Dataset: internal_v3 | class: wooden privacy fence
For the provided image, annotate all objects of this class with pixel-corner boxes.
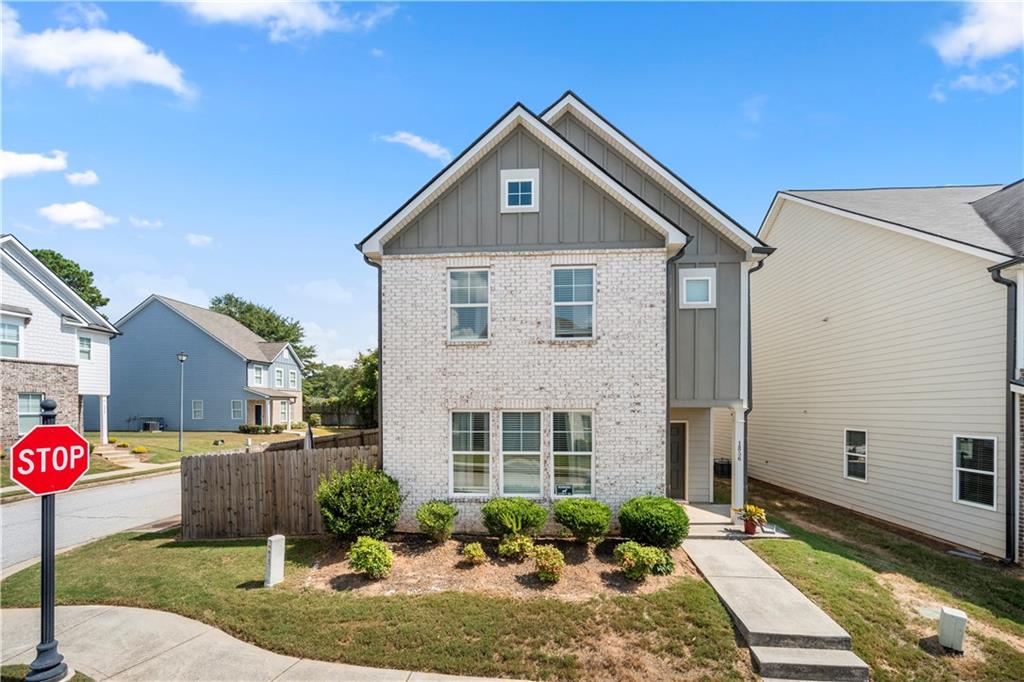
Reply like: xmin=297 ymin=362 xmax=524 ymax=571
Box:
xmin=263 ymin=428 xmax=378 ymax=452
xmin=180 ymin=445 xmax=380 ymax=540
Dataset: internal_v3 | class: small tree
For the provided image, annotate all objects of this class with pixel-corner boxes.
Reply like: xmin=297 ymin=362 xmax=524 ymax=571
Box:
xmin=209 ymin=293 xmax=316 ymax=366
xmin=32 ymin=249 xmax=109 ymax=310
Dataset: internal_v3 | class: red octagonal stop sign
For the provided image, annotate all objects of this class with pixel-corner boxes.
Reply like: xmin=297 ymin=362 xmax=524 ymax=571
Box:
xmin=9 ymin=425 xmax=90 ymax=496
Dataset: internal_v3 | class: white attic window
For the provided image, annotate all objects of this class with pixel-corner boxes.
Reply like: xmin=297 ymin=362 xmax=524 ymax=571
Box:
xmin=500 ymin=168 xmax=540 ymax=213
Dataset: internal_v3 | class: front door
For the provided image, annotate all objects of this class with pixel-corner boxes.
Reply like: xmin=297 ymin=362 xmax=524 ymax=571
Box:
xmin=254 ymin=403 xmax=263 ymax=426
xmin=668 ymin=423 xmax=686 ymax=499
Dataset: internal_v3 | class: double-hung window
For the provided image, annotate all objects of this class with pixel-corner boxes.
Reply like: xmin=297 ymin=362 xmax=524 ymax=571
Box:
xmin=279 ymin=401 xmax=289 ymax=422
xmin=553 ymin=267 xmax=594 ymax=339
xmin=1 ymin=321 xmax=20 ymax=358
xmin=289 ymin=370 xmax=298 ymax=389
xmin=253 ymin=366 xmax=264 ymax=386
xmin=17 ymin=393 xmax=43 ymax=434
xmin=275 ymin=368 xmax=284 ymax=387
xmin=954 ymin=436 xmax=996 ymax=509
xmin=192 ymin=400 xmax=204 ymax=420
xmin=552 ymin=411 xmax=593 ymax=496
xmin=679 ymin=268 xmax=717 ymax=309
xmin=844 ymin=429 xmax=867 ymax=481
xmin=78 ymin=336 xmax=92 ymax=361
xmin=502 ymin=412 xmax=541 ymax=496
xmin=449 ymin=270 xmax=489 ymax=341
xmin=231 ymin=400 xmax=243 ymax=420
xmin=452 ymin=412 xmax=490 ymax=495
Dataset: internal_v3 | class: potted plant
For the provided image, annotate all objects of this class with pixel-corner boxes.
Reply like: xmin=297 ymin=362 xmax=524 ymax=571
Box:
xmin=733 ymin=504 xmax=767 ymax=535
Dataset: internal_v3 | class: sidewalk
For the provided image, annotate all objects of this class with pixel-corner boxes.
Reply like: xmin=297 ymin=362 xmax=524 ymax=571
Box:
xmin=1 ymin=606 xmax=519 ymax=681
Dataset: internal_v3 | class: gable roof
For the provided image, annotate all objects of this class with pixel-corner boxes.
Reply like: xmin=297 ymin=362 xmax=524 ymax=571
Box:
xmin=540 ymin=91 xmax=769 ymax=254
xmin=117 ymin=295 xmax=303 ymax=367
xmin=357 ymin=102 xmax=689 ymax=261
xmin=0 ymin=234 xmax=119 ymax=335
xmin=761 ymin=183 xmax=1022 ymax=262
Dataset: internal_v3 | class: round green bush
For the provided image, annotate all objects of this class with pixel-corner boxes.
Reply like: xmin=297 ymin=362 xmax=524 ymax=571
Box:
xmin=462 ymin=542 xmax=486 ymax=565
xmin=348 ymin=536 xmax=393 ymax=579
xmin=480 ymin=497 xmax=548 ymax=538
xmin=553 ymin=498 xmax=611 ymax=545
xmin=130 ymin=446 xmax=148 ymax=455
xmin=533 ymin=544 xmax=565 ymax=583
xmin=315 ymin=463 xmax=403 ymax=540
xmin=497 ymin=534 xmax=534 ymax=561
xmin=416 ymin=500 xmax=458 ymax=542
xmin=613 ymin=541 xmax=665 ymax=581
xmin=307 ymin=413 xmax=322 ymax=427
xmin=618 ymin=496 xmax=690 ymax=548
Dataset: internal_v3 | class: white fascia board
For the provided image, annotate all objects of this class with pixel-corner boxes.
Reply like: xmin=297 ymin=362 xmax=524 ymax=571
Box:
xmin=763 ymin=193 xmax=1008 ymax=263
xmin=1 ymin=249 xmax=85 ymax=323
xmin=541 ymin=94 xmax=761 ymax=254
xmin=360 ymin=106 xmax=686 ymax=261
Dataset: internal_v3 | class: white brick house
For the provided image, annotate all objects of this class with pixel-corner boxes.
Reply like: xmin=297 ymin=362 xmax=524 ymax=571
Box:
xmin=358 ymin=93 xmax=773 ymax=530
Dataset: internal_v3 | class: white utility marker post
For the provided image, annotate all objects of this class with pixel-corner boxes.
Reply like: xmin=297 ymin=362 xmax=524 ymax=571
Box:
xmin=264 ymin=535 xmax=285 ymax=587
xmin=938 ymin=606 xmax=968 ymax=653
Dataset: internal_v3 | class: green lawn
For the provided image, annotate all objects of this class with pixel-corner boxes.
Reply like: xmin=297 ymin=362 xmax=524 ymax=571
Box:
xmin=0 ymin=532 xmax=751 ymax=681
xmin=747 ymin=481 xmax=1024 ymax=682
xmin=1 ymin=664 xmax=92 ymax=682
xmin=84 ymin=430 xmax=321 ymax=464
xmin=1 ymin=455 xmax=124 ymax=489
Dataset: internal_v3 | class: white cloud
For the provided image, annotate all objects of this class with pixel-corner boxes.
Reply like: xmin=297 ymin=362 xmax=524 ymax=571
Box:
xmin=56 ymin=2 xmax=107 ymax=28
xmin=99 ymin=271 xmax=209 ymax=318
xmin=129 ymin=216 xmax=163 ymax=229
xmin=949 ymin=65 xmax=1019 ymax=94
xmin=38 ymin=200 xmax=116 ymax=229
xmin=370 ymin=47 xmax=385 ymax=58
xmin=741 ymin=94 xmax=768 ymax=123
xmin=0 ymin=149 xmax=68 ymax=179
xmin=303 ymin=321 xmax=357 ymax=365
xmin=2 ymin=3 xmax=194 ymax=97
xmin=929 ymin=83 xmax=948 ymax=103
xmin=185 ymin=232 xmax=212 ymax=247
xmin=183 ymin=2 xmax=397 ymax=43
xmin=931 ymin=2 xmax=1023 ymax=64
xmin=65 ymin=169 xmax=98 ymax=185
xmin=286 ymin=278 xmax=353 ymax=304
xmin=379 ymin=131 xmax=452 ymax=162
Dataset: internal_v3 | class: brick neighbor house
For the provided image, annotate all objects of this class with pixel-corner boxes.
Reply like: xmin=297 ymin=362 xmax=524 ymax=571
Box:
xmin=357 ymin=92 xmax=774 ymax=531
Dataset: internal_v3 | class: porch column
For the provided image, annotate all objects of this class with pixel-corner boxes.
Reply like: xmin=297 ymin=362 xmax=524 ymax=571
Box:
xmin=265 ymin=399 xmax=271 ymax=426
xmin=99 ymin=396 xmax=109 ymax=445
xmin=731 ymin=410 xmax=746 ymax=520
xmin=286 ymin=402 xmax=292 ymax=430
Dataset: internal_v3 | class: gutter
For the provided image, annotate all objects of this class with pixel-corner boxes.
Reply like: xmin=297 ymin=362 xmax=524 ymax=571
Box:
xmin=989 ymin=257 xmax=1020 ymax=564
xmin=362 ymin=254 xmax=384 ymax=449
xmin=743 ymin=246 xmax=776 ymax=502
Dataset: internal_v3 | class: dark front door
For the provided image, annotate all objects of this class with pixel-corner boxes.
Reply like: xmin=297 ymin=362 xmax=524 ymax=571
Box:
xmin=669 ymin=423 xmax=686 ymax=499
xmin=254 ymin=403 xmax=263 ymax=426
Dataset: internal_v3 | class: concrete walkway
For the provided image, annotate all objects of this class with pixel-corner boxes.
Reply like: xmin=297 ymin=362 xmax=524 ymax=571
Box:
xmin=1 ymin=606 xmax=515 ymax=681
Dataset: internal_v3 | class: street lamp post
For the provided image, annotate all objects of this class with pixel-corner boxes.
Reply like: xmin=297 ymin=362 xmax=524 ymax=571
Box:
xmin=177 ymin=351 xmax=188 ymax=452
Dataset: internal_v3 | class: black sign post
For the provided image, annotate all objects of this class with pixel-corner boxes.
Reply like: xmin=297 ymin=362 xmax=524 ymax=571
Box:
xmin=26 ymin=398 xmax=68 ymax=682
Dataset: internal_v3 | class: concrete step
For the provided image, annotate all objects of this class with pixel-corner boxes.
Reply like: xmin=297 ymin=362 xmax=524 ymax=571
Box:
xmin=751 ymin=646 xmax=869 ymax=681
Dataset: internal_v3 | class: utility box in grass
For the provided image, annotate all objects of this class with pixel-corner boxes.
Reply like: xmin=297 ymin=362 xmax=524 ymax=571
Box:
xmin=938 ymin=606 xmax=967 ymax=653
xmin=264 ymin=534 xmax=285 ymax=587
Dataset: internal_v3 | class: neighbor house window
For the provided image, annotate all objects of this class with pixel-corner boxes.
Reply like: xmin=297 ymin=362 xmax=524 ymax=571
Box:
xmin=449 ymin=270 xmax=489 ymax=341
xmin=553 ymin=267 xmax=594 ymax=339
xmin=502 ymin=412 xmax=541 ymax=496
xmin=452 ymin=412 xmax=490 ymax=495
xmin=552 ymin=411 xmax=593 ymax=496
xmin=279 ymin=401 xmax=288 ymax=422
xmin=1 ymin=321 xmax=20 ymax=358
xmin=679 ymin=268 xmax=717 ymax=309
xmin=17 ymin=393 xmax=43 ymax=434
xmin=500 ymin=168 xmax=540 ymax=213
xmin=78 ymin=336 xmax=92 ymax=361
xmin=231 ymin=400 xmax=243 ymax=420
xmin=275 ymin=368 xmax=284 ymax=387
xmin=955 ymin=436 xmax=996 ymax=508
xmin=844 ymin=429 xmax=867 ymax=481
xmin=253 ymin=366 xmax=264 ymax=385
xmin=192 ymin=400 xmax=204 ymax=420
xmin=289 ymin=370 xmax=297 ymax=389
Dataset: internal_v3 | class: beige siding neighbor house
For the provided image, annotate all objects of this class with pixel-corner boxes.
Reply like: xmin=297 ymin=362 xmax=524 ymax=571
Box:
xmin=751 ymin=182 xmax=1023 ymax=562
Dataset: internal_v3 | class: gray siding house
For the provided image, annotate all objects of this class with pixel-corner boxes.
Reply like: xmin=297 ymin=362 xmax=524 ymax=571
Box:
xmin=357 ymin=92 xmax=773 ymax=530
xmin=88 ymin=295 xmax=303 ymax=433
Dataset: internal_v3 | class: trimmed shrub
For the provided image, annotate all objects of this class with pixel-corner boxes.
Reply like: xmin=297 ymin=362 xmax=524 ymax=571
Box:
xmin=315 ymin=464 xmax=402 ymax=540
xmin=480 ymin=497 xmax=548 ymax=538
xmin=613 ymin=541 xmax=665 ymax=581
xmin=130 ymin=446 xmax=148 ymax=455
xmin=533 ymin=544 xmax=565 ymax=583
xmin=651 ymin=549 xmax=675 ymax=576
xmin=415 ymin=500 xmax=458 ymax=543
xmin=108 ymin=437 xmax=118 ymax=444
xmin=554 ymin=498 xmax=611 ymax=545
xmin=308 ymin=413 xmax=322 ymax=427
xmin=462 ymin=542 xmax=486 ymax=565
xmin=116 ymin=442 xmax=130 ymax=449
xmin=497 ymin=534 xmax=534 ymax=562
xmin=348 ymin=536 xmax=393 ymax=579
xmin=260 ymin=425 xmax=272 ymax=434
xmin=618 ymin=496 xmax=690 ymax=548
xmin=272 ymin=423 xmax=286 ymax=434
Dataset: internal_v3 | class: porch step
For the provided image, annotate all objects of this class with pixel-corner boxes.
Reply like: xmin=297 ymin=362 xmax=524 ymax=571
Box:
xmin=751 ymin=646 xmax=869 ymax=681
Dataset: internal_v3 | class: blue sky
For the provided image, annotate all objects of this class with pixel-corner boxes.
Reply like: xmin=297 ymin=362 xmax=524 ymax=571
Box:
xmin=3 ymin=1 xmax=1022 ymax=365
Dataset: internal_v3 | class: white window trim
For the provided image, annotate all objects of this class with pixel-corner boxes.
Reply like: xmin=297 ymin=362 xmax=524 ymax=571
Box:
xmin=17 ymin=392 xmax=44 ymax=435
xmin=253 ymin=366 xmax=264 ymax=386
xmin=191 ymin=399 xmax=204 ymax=420
xmin=952 ymin=434 xmax=997 ymax=511
xmin=448 ymin=268 xmax=491 ymax=343
xmin=78 ymin=334 xmax=92 ymax=361
xmin=500 ymin=168 xmax=540 ymax=213
xmin=231 ymin=399 xmax=243 ymax=420
xmin=550 ymin=410 xmax=595 ymax=498
xmin=288 ymin=369 xmax=298 ymax=389
xmin=843 ymin=428 xmax=868 ymax=482
xmin=279 ymin=401 xmax=289 ymax=422
xmin=499 ymin=410 xmax=543 ymax=498
xmin=449 ymin=410 xmax=492 ymax=497
xmin=551 ymin=266 xmax=596 ymax=341
xmin=679 ymin=267 xmax=717 ymax=309
xmin=1 ymin=319 xmax=22 ymax=359
xmin=274 ymin=368 xmax=284 ymax=388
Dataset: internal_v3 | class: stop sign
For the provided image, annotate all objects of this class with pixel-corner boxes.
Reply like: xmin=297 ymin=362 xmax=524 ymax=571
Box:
xmin=9 ymin=425 xmax=90 ymax=496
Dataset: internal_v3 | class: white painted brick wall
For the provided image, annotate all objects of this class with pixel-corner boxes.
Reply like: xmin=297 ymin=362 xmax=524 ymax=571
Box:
xmin=381 ymin=248 xmax=667 ymax=532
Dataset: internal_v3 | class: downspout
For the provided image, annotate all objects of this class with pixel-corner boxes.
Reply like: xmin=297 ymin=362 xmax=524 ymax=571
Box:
xmin=990 ymin=257 xmax=1020 ymax=564
xmin=363 ymin=254 xmax=383 ymax=451
xmin=744 ymin=246 xmax=775 ymax=502
xmin=666 ymin=236 xmax=692 ymax=493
